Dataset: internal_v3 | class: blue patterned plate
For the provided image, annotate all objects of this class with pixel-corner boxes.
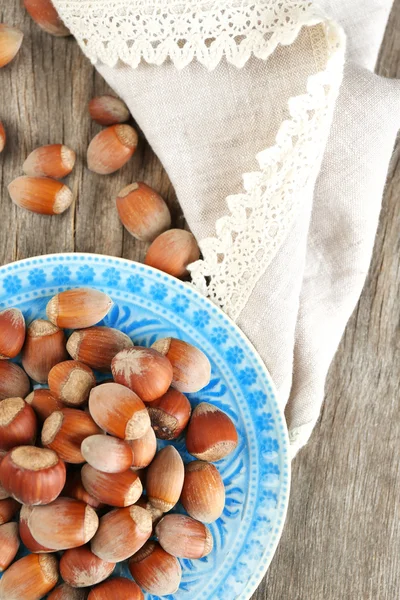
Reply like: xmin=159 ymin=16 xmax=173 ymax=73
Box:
xmin=0 ymin=253 xmax=290 ymax=600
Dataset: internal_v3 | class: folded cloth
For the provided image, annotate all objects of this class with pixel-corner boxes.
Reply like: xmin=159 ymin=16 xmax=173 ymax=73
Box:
xmin=286 ymin=0 xmax=400 ymax=450
xmin=53 ymin=0 xmax=400 ymax=455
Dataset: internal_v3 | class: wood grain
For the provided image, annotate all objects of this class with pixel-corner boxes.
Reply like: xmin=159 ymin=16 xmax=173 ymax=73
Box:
xmin=0 ymin=2 xmax=179 ymax=267
xmin=0 ymin=1 xmax=399 ymax=599
xmin=254 ymin=3 xmax=400 ymax=599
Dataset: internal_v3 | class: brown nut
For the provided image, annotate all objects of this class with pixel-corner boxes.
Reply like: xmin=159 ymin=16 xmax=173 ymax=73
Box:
xmin=111 ymin=347 xmax=173 ymax=402
xmin=0 ymin=498 xmax=19 ymax=525
xmin=186 ymin=402 xmax=238 ymax=462
xmin=146 ymin=446 xmax=184 ymax=512
xmin=144 ymin=229 xmax=200 ymax=278
xmin=22 ymin=319 xmax=68 ymax=383
xmin=89 ymin=382 xmax=150 ymax=440
xmin=42 ymin=408 xmax=101 ymax=464
xmin=152 ymin=337 xmax=211 ymax=393
xmin=87 ymin=125 xmax=138 ymax=175
xmin=0 ymin=522 xmax=20 ymax=572
xmin=88 ymin=577 xmax=144 ymax=600
xmin=0 ymin=451 xmax=9 ymax=500
xmin=67 ymin=326 xmax=133 ymax=371
xmin=156 ymin=514 xmax=213 ymax=559
xmin=181 ymin=460 xmax=225 ymax=523
xmin=116 ymin=182 xmax=171 ymax=243
xmin=0 ymin=122 xmax=5 ymax=153
xmin=46 ymin=288 xmax=113 ymax=329
xmin=60 ymin=544 xmax=115 ymax=588
xmin=0 ymin=554 xmax=58 ymax=600
xmin=8 ymin=176 xmax=73 ymax=215
xmin=81 ymin=464 xmax=142 ymax=507
xmin=23 ymin=144 xmax=76 ymax=179
xmin=0 ymin=308 xmax=25 ymax=359
xmin=135 ymin=495 xmax=163 ymax=527
xmin=128 ymin=541 xmax=182 ymax=596
xmin=28 ymin=497 xmax=99 ymax=551
xmin=89 ymin=95 xmax=130 ymax=126
xmin=62 ymin=471 xmax=104 ymax=510
xmin=129 ymin=426 xmax=157 ymax=470
xmin=24 ymin=0 xmax=70 ymax=36
xmin=0 ymin=397 xmax=37 ymax=450
xmin=134 ymin=468 xmax=147 ymax=488
xmin=48 ymin=584 xmax=88 ymax=600
xmin=25 ymin=389 xmax=64 ymax=422
xmin=91 ymin=505 xmax=152 ymax=562
xmin=0 ymin=361 xmax=30 ymax=400
xmin=147 ymin=388 xmax=191 ymax=440
xmin=0 ymin=446 xmax=66 ymax=505
xmin=0 ymin=24 xmax=23 ymax=68
xmin=19 ymin=505 xmax=55 ymax=553
xmin=48 ymin=360 xmax=96 ymax=407
xmin=81 ymin=434 xmax=133 ymax=473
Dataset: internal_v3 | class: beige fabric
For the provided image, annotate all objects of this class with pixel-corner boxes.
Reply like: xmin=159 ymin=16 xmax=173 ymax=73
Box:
xmin=54 ymin=0 xmax=400 ymax=455
xmin=288 ymin=65 xmax=400 ymax=446
xmin=98 ymin=55 xmax=314 ymax=403
xmin=321 ymin=0 xmax=393 ymax=69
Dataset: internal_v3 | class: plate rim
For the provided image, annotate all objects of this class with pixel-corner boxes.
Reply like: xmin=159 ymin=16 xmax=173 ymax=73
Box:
xmin=0 ymin=252 xmax=291 ymax=599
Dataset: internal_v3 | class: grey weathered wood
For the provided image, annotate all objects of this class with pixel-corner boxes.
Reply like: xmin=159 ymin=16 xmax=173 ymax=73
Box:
xmin=253 ymin=3 xmax=400 ymax=600
xmin=0 ymin=1 xmax=399 ymax=599
xmin=0 ymin=2 xmax=178 ymax=266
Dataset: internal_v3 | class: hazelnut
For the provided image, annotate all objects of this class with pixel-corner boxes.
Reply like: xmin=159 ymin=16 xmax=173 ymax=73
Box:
xmin=186 ymin=402 xmax=238 ymax=462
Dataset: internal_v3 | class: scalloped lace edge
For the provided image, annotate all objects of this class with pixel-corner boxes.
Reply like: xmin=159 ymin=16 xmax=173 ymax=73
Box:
xmin=53 ymin=0 xmax=346 ymax=322
xmin=188 ymin=19 xmax=346 ymax=319
xmin=54 ymin=0 xmax=325 ymax=71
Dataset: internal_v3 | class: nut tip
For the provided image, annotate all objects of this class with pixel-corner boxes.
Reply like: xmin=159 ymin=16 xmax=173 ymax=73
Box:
xmin=193 ymin=402 xmax=219 ymax=416
xmin=28 ymin=318 xmax=60 ymax=337
xmin=148 ymin=496 xmax=174 ymax=512
xmin=0 ymin=397 xmax=25 ymax=426
xmin=128 ymin=505 xmax=152 ymax=533
xmin=203 ymin=527 xmax=214 ymax=556
xmin=118 ymin=182 xmax=140 ymax=197
xmin=53 ymin=185 xmax=73 ymax=214
xmin=65 ymin=331 xmax=81 ymax=359
xmin=115 ymin=124 xmax=138 ymax=149
xmin=83 ymin=505 xmax=99 ymax=543
xmin=60 ymin=146 xmax=76 ymax=171
xmin=46 ymin=297 xmax=59 ymax=325
xmin=125 ymin=478 xmax=143 ymax=506
xmin=151 ymin=338 xmax=171 ymax=355
xmin=24 ymin=391 xmax=34 ymax=405
xmin=125 ymin=410 xmax=151 ymax=440
xmin=41 ymin=410 xmax=64 ymax=445
xmin=11 ymin=445 xmax=59 ymax=470
xmin=38 ymin=553 xmax=59 ymax=585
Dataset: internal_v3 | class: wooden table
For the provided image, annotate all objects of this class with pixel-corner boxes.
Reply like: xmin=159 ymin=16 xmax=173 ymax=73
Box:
xmin=1 ymin=3 xmax=399 ymax=599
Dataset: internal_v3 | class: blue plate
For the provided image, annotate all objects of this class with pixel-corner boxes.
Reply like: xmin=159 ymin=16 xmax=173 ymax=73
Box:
xmin=0 ymin=253 xmax=290 ymax=600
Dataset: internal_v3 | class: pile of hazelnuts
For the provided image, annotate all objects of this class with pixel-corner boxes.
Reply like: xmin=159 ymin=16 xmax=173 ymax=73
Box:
xmin=2 ymin=14 xmax=201 ymax=284
xmin=0 ymin=287 xmax=239 ymax=600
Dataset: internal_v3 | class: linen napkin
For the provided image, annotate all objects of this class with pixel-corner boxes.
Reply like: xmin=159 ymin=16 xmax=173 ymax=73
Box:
xmin=52 ymin=0 xmax=400 ymax=455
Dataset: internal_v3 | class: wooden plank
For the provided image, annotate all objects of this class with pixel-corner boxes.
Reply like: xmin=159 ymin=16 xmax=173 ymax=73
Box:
xmin=0 ymin=2 xmax=178 ymax=265
xmin=253 ymin=2 xmax=400 ymax=599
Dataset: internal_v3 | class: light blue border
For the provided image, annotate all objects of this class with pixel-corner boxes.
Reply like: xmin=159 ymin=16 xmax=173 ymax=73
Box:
xmin=0 ymin=253 xmax=290 ymax=600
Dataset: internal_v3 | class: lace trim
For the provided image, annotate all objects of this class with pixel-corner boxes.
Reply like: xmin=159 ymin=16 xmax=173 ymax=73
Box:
xmin=53 ymin=0 xmax=324 ymax=71
xmin=189 ymin=20 xmax=345 ymax=319
xmin=54 ymin=0 xmax=346 ymax=321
